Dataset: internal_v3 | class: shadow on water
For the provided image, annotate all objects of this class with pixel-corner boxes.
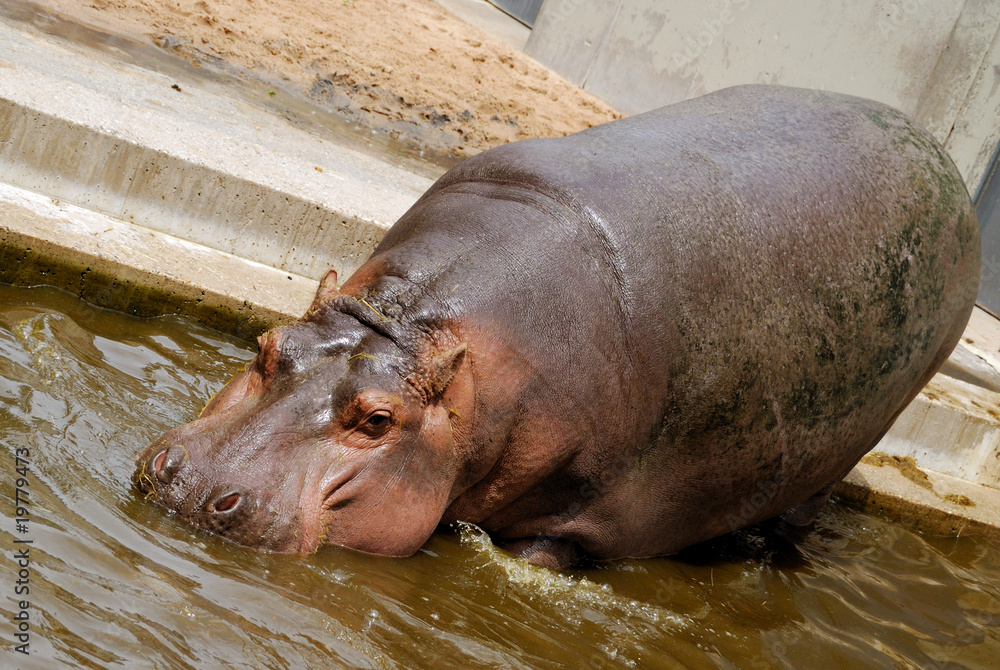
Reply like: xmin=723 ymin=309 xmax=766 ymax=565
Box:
xmin=0 ymin=0 xmax=461 ymax=180
xmin=1 ymin=283 xmax=999 ymax=669
xmin=672 ymin=519 xmax=812 ymax=571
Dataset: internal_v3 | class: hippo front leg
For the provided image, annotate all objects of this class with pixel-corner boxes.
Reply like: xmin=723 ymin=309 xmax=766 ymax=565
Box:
xmin=778 ymin=479 xmax=840 ymax=526
xmin=779 ymin=456 xmax=864 ymax=526
xmin=499 ymin=537 xmax=582 ymax=569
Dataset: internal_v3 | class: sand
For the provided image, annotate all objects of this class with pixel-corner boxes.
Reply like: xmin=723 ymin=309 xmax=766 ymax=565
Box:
xmin=36 ymin=0 xmax=621 ymax=157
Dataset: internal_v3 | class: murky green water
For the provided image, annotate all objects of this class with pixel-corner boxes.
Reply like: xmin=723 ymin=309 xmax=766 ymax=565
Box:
xmin=1 ymin=284 xmax=999 ymax=669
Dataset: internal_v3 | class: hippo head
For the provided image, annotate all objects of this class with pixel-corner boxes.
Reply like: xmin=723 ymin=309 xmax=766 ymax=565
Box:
xmin=133 ymin=270 xmax=469 ymax=555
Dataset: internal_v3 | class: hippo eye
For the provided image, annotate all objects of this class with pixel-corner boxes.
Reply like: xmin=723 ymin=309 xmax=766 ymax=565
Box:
xmin=360 ymin=410 xmax=392 ymax=437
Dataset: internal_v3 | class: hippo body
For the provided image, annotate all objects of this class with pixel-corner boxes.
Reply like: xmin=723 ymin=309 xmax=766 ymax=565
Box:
xmin=135 ymin=85 xmax=980 ymax=567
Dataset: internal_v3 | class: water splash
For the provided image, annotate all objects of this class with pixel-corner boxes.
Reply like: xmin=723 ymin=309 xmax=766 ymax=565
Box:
xmin=456 ymin=522 xmax=689 ymax=629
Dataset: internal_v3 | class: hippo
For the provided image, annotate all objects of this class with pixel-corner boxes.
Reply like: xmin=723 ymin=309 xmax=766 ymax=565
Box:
xmin=134 ymin=85 xmax=979 ymax=568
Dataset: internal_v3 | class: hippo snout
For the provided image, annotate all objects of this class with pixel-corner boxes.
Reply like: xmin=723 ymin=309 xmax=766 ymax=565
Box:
xmin=133 ymin=443 xmax=256 ymax=536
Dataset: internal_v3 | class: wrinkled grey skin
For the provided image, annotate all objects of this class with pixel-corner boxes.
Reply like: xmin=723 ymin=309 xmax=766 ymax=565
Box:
xmin=135 ymin=85 xmax=980 ymax=567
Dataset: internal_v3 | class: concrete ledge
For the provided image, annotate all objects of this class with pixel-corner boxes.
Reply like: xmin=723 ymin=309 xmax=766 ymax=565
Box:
xmin=0 ymin=17 xmax=434 ymax=282
xmin=960 ymin=307 xmax=1000 ymax=379
xmin=836 ymin=457 xmax=1000 ymax=544
xmin=877 ymin=373 xmax=1000 ymax=488
xmin=0 ymin=182 xmax=316 ymax=339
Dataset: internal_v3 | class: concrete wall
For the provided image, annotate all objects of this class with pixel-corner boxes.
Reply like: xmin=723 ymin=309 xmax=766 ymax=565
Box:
xmin=526 ymin=0 xmax=1000 ymax=192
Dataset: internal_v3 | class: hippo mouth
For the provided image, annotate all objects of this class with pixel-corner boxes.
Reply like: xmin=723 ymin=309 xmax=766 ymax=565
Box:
xmin=133 ymin=445 xmax=266 ymax=547
xmin=133 ymin=443 xmax=331 ymax=554
xmin=134 ymin=454 xmax=257 ymax=536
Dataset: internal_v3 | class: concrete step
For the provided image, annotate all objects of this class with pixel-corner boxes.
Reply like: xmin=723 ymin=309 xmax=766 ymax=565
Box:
xmin=837 ymin=458 xmax=1000 ymax=544
xmin=878 ymin=370 xmax=1000 ymax=489
xmin=0 ymin=14 xmax=435 ymax=283
xmin=0 ymin=181 xmax=316 ymax=339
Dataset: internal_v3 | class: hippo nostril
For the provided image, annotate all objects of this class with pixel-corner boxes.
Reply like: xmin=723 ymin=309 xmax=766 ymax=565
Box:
xmin=152 ymin=450 xmax=168 ymax=480
xmin=208 ymin=491 xmax=242 ymax=515
xmin=150 ymin=445 xmax=187 ymax=485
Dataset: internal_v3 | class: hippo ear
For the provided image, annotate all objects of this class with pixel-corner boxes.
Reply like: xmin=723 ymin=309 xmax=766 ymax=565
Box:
xmin=308 ymin=268 xmax=341 ymax=313
xmin=420 ymin=343 xmax=467 ymax=399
